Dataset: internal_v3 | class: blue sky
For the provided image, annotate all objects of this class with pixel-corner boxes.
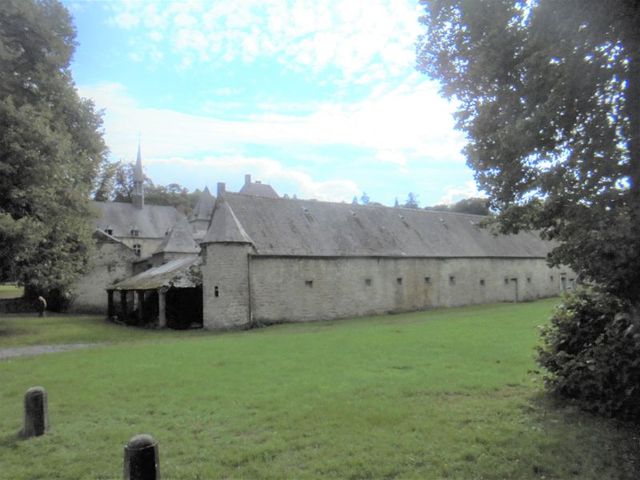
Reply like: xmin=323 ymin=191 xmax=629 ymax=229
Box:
xmin=64 ymin=0 xmax=481 ymax=207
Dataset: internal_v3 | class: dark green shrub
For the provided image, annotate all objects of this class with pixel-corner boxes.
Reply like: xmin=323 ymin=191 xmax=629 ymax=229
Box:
xmin=538 ymin=288 xmax=640 ymax=422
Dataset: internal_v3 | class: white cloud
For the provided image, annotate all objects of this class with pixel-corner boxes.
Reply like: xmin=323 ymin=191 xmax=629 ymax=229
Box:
xmin=437 ymin=181 xmax=485 ymax=205
xmin=105 ymin=0 xmax=423 ymax=82
xmin=79 ymin=79 xmax=464 ymax=164
xmin=147 ymin=155 xmax=359 ymax=201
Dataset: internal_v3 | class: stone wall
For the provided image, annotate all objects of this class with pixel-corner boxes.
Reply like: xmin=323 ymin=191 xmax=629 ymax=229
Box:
xmin=248 ymin=256 xmax=571 ymax=324
xmin=202 ymin=243 xmax=252 ymax=329
xmin=69 ymin=241 xmax=137 ymax=313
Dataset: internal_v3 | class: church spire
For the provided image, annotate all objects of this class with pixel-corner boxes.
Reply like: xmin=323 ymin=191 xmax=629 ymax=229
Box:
xmin=132 ymin=139 xmax=144 ymax=209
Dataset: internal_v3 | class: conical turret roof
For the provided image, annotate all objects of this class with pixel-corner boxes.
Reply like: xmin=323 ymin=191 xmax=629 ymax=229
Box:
xmin=155 ymin=217 xmax=200 ymax=254
xmin=190 ymin=186 xmax=215 ymax=221
xmin=202 ymin=197 xmax=254 ymax=244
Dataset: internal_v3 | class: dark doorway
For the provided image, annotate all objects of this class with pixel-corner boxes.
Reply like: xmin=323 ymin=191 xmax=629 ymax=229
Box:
xmin=166 ymin=286 xmax=203 ymax=329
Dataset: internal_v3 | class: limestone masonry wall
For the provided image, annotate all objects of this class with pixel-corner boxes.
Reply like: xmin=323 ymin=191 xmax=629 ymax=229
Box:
xmin=202 ymin=243 xmax=252 ymax=329
xmin=70 ymin=242 xmax=136 ymax=313
xmin=248 ymin=256 xmax=571 ymax=324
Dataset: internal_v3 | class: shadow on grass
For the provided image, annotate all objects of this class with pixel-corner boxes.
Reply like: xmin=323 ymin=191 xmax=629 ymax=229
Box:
xmin=525 ymin=392 xmax=640 ymax=479
xmin=0 ymin=432 xmax=22 ymax=448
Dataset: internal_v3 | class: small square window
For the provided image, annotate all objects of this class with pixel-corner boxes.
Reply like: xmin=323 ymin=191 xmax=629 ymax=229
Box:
xmin=105 ymin=228 xmax=113 ymax=235
xmin=396 ymin=277 xmax=403 ymax=285
xmin=480 ymin=279 xmax=485 ymax=286
xmin=527 ymin=277 xmax=531 ymax=283
xmin=449 ymin=275 xmax=456 ymax=285
xmin=504 ymin=278 xmax=509 ymax=285
xmin=424 ymin=276 xmax=431 ymax=284
xmin=305 ymin=280 xmax=313 ymax=287
xmin=550 ymin=275 xmax=554 ymax=282
xmin=214 ymin=286 xmax=219 ymax=297
xmin=365 ymin=278 xmax=372 ymax=286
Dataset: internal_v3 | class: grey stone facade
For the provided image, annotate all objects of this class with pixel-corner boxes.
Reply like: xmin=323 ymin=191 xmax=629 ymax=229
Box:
xmin=200 ymin=188 xmax=573 ymax=329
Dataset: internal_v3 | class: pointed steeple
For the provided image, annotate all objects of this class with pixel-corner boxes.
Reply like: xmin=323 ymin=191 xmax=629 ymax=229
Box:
xmin=132 ymin=139 xmax=144 ymax=209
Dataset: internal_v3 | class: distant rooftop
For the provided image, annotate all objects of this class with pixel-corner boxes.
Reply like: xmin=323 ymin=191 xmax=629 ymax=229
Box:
xmin=238 ymin=174 xmax=279 ymax=198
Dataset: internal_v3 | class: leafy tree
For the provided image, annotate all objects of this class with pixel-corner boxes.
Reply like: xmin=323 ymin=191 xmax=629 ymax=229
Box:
xmin=95 ymin=160 xmax=198 ymax=215
xmin=417 ymin=0 xmax=640 ymax=307
xmin=417 ymin=0 xmax=640 ymax=420
xmin=403 ymin=192 xmax=420 ymax=209
xmin=428 ymin=197 xmax=490 ymax=216
xmin=0 ymin=0 xmax=107 ymax=302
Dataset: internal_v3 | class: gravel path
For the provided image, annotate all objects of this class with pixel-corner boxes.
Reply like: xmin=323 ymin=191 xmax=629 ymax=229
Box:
xmin=0 ymin=343 xmax=102 ymax=360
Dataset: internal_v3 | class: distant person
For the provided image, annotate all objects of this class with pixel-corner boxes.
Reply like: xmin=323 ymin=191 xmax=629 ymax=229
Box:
xmin=37 ymin=296 xmax=47 ymax=317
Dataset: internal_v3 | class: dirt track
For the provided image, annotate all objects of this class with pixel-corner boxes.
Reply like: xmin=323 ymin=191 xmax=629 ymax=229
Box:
xmin=0 ymin=343 xmax=101 ymax=360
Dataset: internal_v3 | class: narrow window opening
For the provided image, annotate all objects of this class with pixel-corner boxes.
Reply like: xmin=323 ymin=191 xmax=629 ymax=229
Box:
xmin=424 ymin=276 xmax=431 ymax=284
xmin=396 ymin=277 xmax=403 ymax=285
xmin=365 ymin=278 xmax=372 ymax=286
xmin=133 ymin=244 xmax=141 ymax=256
xmin=480 ymin=279 xmax=485 ymax=286
xmin=550 ymin=275 xmax=554 ymax=282
xmin=305 ymin=280 xmax=313 ymax=287
xmin=527 ymin=277 xmax=532 ymax=283
xmin=449 ymin=275 xmax=456 ymax=285
xmin=214 ymin=286 xmax=219 ymax=297
xmin=504 ymin=277 xmax=509 ymax=285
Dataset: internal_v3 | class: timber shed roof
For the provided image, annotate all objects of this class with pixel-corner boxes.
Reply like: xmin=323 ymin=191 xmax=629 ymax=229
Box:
xmin=111 ymin=257 xmax=201 ymax=290
xmin=92 ymin=201 xmax=186 ymax=239
xmin=205 ymin=192 xmax=553 ymax=258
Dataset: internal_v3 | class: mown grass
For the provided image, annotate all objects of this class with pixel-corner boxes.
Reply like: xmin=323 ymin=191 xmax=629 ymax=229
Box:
xmin=0 ymin=299 xmax=638 ymax=479
xmin=0 ymin=283 xmax=24 ymax=300
xmin=0 ymin=314 xmax=206 ymax=348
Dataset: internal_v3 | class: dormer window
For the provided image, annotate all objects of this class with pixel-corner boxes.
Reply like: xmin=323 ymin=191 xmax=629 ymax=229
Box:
xmin=131 ymin=229 xmax=139 ymax=237
xmin=105 ymin=228 xmax=113 ymax=235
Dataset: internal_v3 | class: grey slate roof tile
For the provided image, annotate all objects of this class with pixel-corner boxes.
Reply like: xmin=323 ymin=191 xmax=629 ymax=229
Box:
xmin=213 ymin=193 xmax=552 ymax=258
xmin=91 ymin=201 xmax=186 ymax=238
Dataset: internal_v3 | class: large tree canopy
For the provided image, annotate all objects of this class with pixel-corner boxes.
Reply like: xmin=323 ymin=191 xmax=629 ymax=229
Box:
xmin=417 ymin=0 xmax=640 ymax=305
xmin=0 ymin=0 xmax=107 ymax=298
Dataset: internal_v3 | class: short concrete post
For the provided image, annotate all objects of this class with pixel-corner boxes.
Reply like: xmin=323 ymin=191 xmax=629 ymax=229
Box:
xmin=22 ymin=386 xmax=48 ymax=438
xmin=124 ymin=434 xmax=160 ymax=480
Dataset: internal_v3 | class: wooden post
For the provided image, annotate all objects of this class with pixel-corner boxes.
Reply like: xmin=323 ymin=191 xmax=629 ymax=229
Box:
xmin=107 ymin=290 xmax=114 ymax=318
xmin=158 ymin=288 xmax=167 ymax=329
xmin=124 ymin=434 xmax=160 ymax=480
xmin=22 ymin=387 xmax=48 ymax=438
xmin=120 ymin=291 xmax=128 ymax=322
xmin=137 ymin=290 xmax=144 ymax=322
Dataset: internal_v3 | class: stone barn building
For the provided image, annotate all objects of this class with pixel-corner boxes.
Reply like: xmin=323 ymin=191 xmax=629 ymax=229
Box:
xmin=71 ymin=147 xmax=573 ymax=327
xmin=200 ymin=183 xmax=570 ymax=329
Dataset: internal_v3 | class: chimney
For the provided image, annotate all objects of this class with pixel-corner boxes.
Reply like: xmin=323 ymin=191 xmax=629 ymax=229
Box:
xmin=217 ymin=182 xmax=226 ymax=196
xmin=244 ymin=174 xmax=251 ymax=186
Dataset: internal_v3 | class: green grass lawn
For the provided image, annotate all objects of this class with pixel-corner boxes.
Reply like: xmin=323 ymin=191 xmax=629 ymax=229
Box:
xmin=0 ymin=299 xmax=638 ymax=479
xmin=0 ymin=283 xmax=24 ymax=300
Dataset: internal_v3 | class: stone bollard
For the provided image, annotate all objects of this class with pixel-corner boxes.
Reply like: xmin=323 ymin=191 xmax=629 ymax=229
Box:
xmin=22 ymin=386 xmax=48 ymax=438
xmin=123 ymin=434 xmax=160 ymax=480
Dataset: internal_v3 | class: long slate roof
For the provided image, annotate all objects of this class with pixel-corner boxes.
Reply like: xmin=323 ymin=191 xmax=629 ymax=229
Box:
xmin=206 ymin=192 xmax=552 ymax=258
xmin=92 ymin=201 xmax=186 ymax=238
